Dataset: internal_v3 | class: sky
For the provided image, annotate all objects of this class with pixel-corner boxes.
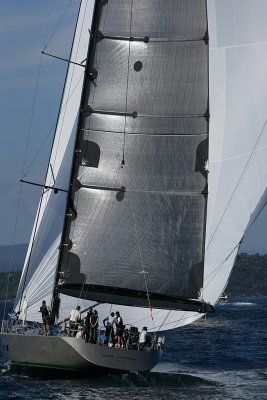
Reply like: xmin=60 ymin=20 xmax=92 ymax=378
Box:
xmin=0 ymin=0 xmax=80 ymax=247
xmin=0 ymin=0 xmax=266 ymax=254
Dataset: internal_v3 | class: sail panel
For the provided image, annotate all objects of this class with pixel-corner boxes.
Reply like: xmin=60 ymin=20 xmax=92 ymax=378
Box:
xmin=88 ymin=39 xmax=208 ymax=116
xmin=79 ymin=130 xmax=207 ymax=191
xmin=85 ymin=113 xmax=208 ymax=136
xmin=98 ymin=0 xmax=207 ymax=39
xmin=60 ymin=187 xmax=205 ymax=299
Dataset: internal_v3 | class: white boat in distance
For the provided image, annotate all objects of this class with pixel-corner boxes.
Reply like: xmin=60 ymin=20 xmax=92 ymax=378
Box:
xmin=1 ymin=0 xmax=267 ymax=373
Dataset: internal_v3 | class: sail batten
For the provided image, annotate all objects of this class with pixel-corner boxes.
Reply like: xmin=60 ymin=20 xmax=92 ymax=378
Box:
xmin=95 ymin=34 xmax=207 ymax=43
xmin=75 ymin=186 xmax=206 ymax=196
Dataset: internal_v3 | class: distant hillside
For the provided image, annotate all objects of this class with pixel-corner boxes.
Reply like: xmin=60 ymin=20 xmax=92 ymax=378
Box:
xmin=226 ymin=253 xmax=267 ymax=296
xmin=0 ymin=244 xmax=27 ymax=272
xmin=0 ymin=270 xmax=21 ymax=301
xmin=0 ymin=252 xmax=266 ymax=302
xmin=239 ymin=247 xmax=267 ymax=255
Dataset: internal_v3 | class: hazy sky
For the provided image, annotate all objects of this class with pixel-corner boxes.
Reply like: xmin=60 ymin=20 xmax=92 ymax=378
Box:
xmin=0 ymin=0 xmax=80 ymax=247
xmin=0 ymin=0 xmax=266 ymax=253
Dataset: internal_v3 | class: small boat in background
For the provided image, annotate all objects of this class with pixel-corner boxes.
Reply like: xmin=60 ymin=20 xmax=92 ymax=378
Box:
xmin=218 ymin=293 xmax=229 ymax=304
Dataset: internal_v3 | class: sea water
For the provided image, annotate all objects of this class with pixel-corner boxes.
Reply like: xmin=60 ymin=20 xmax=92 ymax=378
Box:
xmin=0 ymin=297 xmax=266 ymax=399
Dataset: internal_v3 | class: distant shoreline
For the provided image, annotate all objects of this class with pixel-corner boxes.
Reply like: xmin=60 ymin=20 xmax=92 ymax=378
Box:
xmin=1 ymin=252 xmax=266 ymax=301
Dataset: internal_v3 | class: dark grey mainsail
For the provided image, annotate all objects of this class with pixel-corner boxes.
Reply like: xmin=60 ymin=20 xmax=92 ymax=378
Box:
xmin=57 ymin=0 xmax=209 ymax=311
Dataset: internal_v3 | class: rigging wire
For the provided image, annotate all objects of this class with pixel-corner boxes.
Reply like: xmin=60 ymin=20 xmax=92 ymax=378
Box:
xmin=43 ymin=0 xmax=75 ymax=51
xmin=241 ymin=195 xmax=267 ymax=238
xmin=22 ymin=0 xmax=84 ymax=180
xmin=46 ymin=0 xmax=90 ymax=191
xmin=42 ymin=0 xmax=54 ymax=49
xmin=15 ymin=2 xmax=86 ymax=318
xmin=1 ymin=6 xmax=52 ymax=323
xmin=132 ymin=308 xmax=200 ymax=331
xmin=123 ymin=0 xmax=156 ymax=331
xmin=204 ymin=239 xmax=242 ymax=290
xmin=21 ymin=55 xmax=44 ymax=178
xmin=0 ymin=187 xmax=23 ymax=331
xmin=22 ymin=0 xmax=75 ymax=178
xmin=203 ymin=115 xmax=267 ymax=290
xmin=22 ymin=74 xmax=84 ymax=179
xmin=203 ymin=194 xmax=267 ymax=292
xmin=121 ymin=0 xmax=134 ymax=167
xmin=129 ymin=197 xmax=156 ymax=335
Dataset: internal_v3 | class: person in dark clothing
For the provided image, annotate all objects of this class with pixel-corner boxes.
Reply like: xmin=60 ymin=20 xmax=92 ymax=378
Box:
xmin=82 ymin=308 xmax=93 ymax=342
xmin=89 ymin=310 xmax=99 ymax=344
xmin=114 ymin=311 xmax=124 ymax=348
xmin=39 ymin=300 xmax=51 ymax=335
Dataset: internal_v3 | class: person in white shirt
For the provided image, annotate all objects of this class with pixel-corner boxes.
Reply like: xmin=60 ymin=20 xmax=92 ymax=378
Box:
xmin=139 ymin=327 xmax=150 ymax=349
xmin=69 ymin=306 xmax=81 ymax=337
xmin=103 ymin=312 xmax=115 ymax=343
xmin=76 ymin=327 xmax=83 ymax=339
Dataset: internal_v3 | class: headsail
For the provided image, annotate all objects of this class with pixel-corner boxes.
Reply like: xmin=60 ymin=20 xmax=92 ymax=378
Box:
xmin=14 ymin=1 xmax=95 ymax=322
xmin=204 ymin=0 xmax=267 ymax=304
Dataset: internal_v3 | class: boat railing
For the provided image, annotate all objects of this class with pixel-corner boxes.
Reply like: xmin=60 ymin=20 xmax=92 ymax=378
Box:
xmin=97 ymin=324 xmax=165 ymax=351
xmin=1 ymin=317 xmax=41 ymax=335
xmin=1 ymin=318 xmax=165 ymax=350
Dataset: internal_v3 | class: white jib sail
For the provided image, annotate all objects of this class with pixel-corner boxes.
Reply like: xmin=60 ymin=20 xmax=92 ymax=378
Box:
xmin=15 ymin=0 xmax=95 ymax=322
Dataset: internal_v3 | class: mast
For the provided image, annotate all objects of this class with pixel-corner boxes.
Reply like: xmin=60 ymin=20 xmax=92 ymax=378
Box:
xmin=51 ymin=0 xmax=100 ymax=320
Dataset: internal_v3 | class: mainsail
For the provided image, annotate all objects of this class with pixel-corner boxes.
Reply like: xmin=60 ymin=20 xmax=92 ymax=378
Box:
xmin=57 ymin=0 xmax=209 ymax=310
xmin=15 ymin=0 xmax=267 ymax=330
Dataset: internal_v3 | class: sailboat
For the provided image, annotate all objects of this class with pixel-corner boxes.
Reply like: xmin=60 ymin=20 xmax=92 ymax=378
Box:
xmin=217 ymin=292 xmax=228 ymax=304
xmin=1 ymin=0 xmax=267 ymax=373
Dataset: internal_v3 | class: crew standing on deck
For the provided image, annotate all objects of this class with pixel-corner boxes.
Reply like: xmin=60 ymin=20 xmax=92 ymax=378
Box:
xmin=103 ymin=312 xmax=115 ymax=344
xmin=114 ymin=311 xmax=124 ymax=348
xmin=69 ymin=306 xmax=81 ymax=337
xmin=138 ymin=326 xmax=150 ymax=349
xmin=82 ymin=307 xmax=93 ymax=342
xmin=90 ymin=310 xmax=99 ymax=343
xmin=39 ymin=300 xmax=51 ymax=335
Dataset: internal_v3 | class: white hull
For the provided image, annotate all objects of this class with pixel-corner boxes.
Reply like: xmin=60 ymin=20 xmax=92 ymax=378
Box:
xmin=0 ymin=333 xmax=162 ymax=372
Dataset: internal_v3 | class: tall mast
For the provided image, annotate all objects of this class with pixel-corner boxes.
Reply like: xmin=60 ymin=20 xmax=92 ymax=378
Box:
xmin=51 ymin=0 xmax=99 ymax=320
